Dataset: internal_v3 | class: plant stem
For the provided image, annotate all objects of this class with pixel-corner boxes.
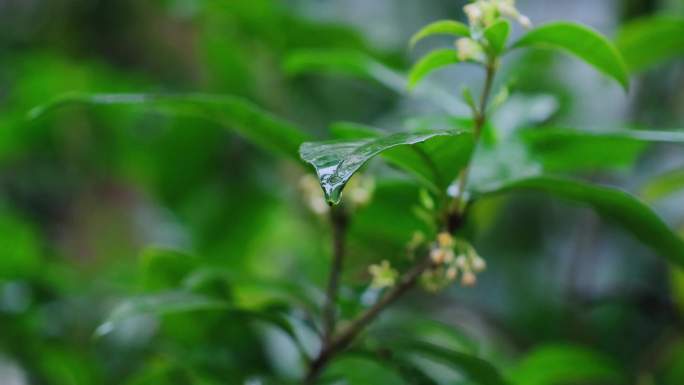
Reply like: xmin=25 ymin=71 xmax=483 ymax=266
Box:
xmin=305 ymin=254 xmax=435 ymax=384
xmin=448 ymin=59 xmax=497 ymax=220
xmin=322 ymin=206 xmax=348 ymax=343
xmin=305 ymin=55 xmax=498 ymax=385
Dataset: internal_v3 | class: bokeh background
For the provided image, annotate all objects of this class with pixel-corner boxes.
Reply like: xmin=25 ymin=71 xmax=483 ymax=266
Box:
xmin=1 ymin=0 xmax=684 ymax=384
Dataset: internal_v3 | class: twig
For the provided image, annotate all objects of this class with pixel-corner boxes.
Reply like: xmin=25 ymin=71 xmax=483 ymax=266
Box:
xmin=305 ymin=254 xmax=434 ymax=384
xmin=322 ymin=206 xmax=348 ymax=343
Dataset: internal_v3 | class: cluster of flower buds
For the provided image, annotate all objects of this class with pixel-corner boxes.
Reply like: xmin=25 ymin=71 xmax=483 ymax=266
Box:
xmin=420 ymin=232 xmax=487 ymax=291
xmin=368 ymin=260 xmax=399 ymax=289
xmin=456 ymin=37 xmax=487 ymax=63
xmin=464 ymin=0 xmax=532 ymax=30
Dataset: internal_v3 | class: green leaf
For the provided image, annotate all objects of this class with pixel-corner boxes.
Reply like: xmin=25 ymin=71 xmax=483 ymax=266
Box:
xmin=392 ymin=341 xmax=508 ymax=385
xmin=642 ymin=168 xmax=684 ymax=202
xmin=509 ymin=344 xmax=625 ymax=385
xmin=617 ymin=15 xmax=684 ymax=72
xmin=410 ymin=20 xmax=470 ymax=48
xmin=473 ymin=176 xmax=684 ymax=267
xmin=29 ymin=93 xmax=310 ymax=162
xmin=95 ymin=291 xmax=304 ymax=354
xmin=484 ymin=19 xmax=511 ymax=55
xmin=520 ymin=128 xmax=684 ymax=172
xmin=512 ymin=22 xmax=630 ymax=90
xmin=331 ymin=120 xmax=475 ymax=192
xmin=300 ymin=129 xmax=471 ymax=204
xmin=323 ymin=355 xmax=407 ymax=385
xmin=408 ymin=49 xmax=461 ymax=90
xmin=284 ymin=49 xmax=464 ymax=112
xmin=95 ymin=291 xmax=230 ymax=337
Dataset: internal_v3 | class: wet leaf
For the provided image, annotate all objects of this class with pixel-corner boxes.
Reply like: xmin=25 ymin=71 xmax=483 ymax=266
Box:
xmin=300 ymin=129 xmax=470 ymax=204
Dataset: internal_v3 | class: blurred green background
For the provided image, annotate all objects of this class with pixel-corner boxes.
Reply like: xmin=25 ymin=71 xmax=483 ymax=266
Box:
xmin=1 ymin=0 xmax=684 ymax=384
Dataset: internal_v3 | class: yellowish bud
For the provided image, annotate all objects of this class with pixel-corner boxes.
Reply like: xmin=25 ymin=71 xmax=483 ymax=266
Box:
xmin=461 ymin=271 xmax=477 ymax=287
xmin=437 ymin=232 xmax=454 ymax=248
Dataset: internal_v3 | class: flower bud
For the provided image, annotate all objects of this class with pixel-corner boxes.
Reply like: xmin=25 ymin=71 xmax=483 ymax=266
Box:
xmin=472 ymin=256 xmax=487 ymax=272
xmin=461 ymin=271 xmax=477 ymax=287
xmin=437 ymin=232 xmax=454 ymax=248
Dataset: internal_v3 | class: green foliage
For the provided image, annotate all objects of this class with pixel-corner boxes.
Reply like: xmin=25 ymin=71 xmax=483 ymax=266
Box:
xmin=483 ymin=20 xmax=511 ymax=55
xmin=30 ymin=93 xmax=311 ymax=162
xmin=300 ymin=129 xmax=472 ymax=204
xmin=509 ymin=344 xmax=625 ymax=385
xmin=617 ymin=15 xmax=684 ymax=72
xmin=474 ymin=176 xmax=684 ymax=267
xmin=513 ymin=22 xmax=630 ymax=90
xmin=408 ymin=49 xmax=462 ymax=90
xmin=409 ymin=20 xmax=471 ymax=49
xmin=4 ymin=2 xmax=684 ymax=385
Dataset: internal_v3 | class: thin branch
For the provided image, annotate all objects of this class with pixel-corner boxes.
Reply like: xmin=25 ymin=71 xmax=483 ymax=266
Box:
xmin=322 ymin=206 xmax=348 ymax=343
xmin=448 ymin=60 xmax=497 ymax=219
xmin=305 ymin=254 xmax=434 ymax=384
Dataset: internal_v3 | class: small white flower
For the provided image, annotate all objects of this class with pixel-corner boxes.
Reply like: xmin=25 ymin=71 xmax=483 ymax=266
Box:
xmin=369 ymin=260 xmax=399 ymax=289
xmin=456 ymin=38 xmax=485 ymax=62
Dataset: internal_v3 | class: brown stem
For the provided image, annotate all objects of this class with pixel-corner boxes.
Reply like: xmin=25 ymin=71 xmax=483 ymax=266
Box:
xmin=304 ymin=254 xmax=434 ymax=384
xmin=322 ymin=206 xmax=347 ymax=343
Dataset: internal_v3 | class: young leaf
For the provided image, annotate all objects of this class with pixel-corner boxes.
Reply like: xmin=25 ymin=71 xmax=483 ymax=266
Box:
xmin=284 ymin=49 xmax=465 ymax=113
xmin=29 ymin=93 xmax=310 ymax=162
xmin=617 ymin=15 xmax=684 ymax=73
xmin=641 ymin=168 xmax=684 ymax=202
xmin=300 ymin=130 xmax=470 ymax=205
xmin=409 ymin=20 xmax=470 ymax=48
xmin=512 ymin=22 xmax=630 ymax=90
xmin=484 ymin=19 xmax=511 ymax=55
xmin=408 ymin=49 xmax=461 ymax=90
xmin=510 ymin=344 xmax=625 ymax=385
xmin=473 ymin=176 xmax=684 ymax=267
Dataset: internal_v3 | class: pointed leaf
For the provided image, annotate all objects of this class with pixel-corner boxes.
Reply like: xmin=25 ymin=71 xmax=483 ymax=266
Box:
xmin=617 ymin=15 xmax=684 ymax=72
xmin=408 ymin=49 xmax=461 ymax=90
xmin=510 ymin=344 xmax=625 ymax=385
xmin=484 ymin=19 xmax=511 ymax=55
xmin=330 ymin=121 xmax=475 ymax=192
xmin=512 ymin=22 xmax=630 ymax=90
xmin=284 ymin=49 xmax=464 ymax=113
xmin=473 ymin=176 xmax=684 ymax=267
xmin=29 ymin=93 xmax=310 ymax=161
xmin=410 ymin=20 xmax=470 ymax=48
xmin=300 ymin=130 xmax=470 ymax=204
